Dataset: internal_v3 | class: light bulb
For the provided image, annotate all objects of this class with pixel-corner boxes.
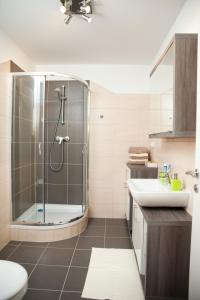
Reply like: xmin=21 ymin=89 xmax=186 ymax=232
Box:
xmin=80 ymin=5 xmax=91 ymax=14
xmin=60 ymin=5 xmax=67 ymax=14
xmin=64 ymin=14 xmax=72 ymax=24
xmin=82 ymin=14 xmax=92 ymax=23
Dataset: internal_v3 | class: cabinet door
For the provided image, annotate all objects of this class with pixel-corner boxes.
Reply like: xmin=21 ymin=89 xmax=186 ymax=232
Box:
xmin=132 ymin=201 xmax=144 ymax=273
xmin=141 ymin=220 xmax=147 ymax=276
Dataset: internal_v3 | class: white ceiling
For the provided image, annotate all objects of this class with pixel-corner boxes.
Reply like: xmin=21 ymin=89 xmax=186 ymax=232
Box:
xmin=0 ymin=0 xmax=186 ymax=64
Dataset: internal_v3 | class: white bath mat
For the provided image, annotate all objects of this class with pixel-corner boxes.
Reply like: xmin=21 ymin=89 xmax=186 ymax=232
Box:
xmin=82 ymin=248 xmax=144 ymax=300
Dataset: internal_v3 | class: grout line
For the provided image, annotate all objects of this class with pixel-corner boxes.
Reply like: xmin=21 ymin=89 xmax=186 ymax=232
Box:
xmin=58 ymin=234 xmax=80 ymax=300
xmin=14 ymin=183 xmax=35 ymax=196
xmin=59 ymin=290 xmax=81 ymax=293
xmin=6 ymin=241 xmax=22 ymax=259
xmin=17 ymin=245 xmax=48 ymax=249
xmin=47 ymin=246 xmax=75 ymax=250
xmin=10 ymin=262 xmax=71 ymax=268
xmin=35 ymin=263 xmax=78 ymax=268
xmin=18 ymin=262 xmax=35 ymax=266
xmin=81 ymin=235 xmax=129 ymax=238
xmin=13 ymin=163 xmax=34 ymax=171
xmin=27 ymin=288 xmax=62 ymax=292
xmin=28 ymin=242 xmax=50 ymax=279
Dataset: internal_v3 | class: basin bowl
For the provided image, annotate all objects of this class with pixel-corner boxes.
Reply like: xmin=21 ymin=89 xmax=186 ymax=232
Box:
xmin=127 ymin=179 xmax=190 ymax=207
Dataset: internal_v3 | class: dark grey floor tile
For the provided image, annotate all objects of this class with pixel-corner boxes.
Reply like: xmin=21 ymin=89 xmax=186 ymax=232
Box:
xmin=39 ymin=248 xmax=74 ymax=266
xmin=24 ymin=289 xmax=60 ymax=300
xmin=105 ymin=238 xmax=133 ymax=249
xmin=60 ymin=291 xmax=92 ymax=300
xmin=60 ymin=291 xmax=82 ymax=300
xmin=49 ymin=237 xmax=78 ymax=249
xmin=29 ymin=265 xmax=68 ymax=290
xmin=106 ymin=218 xmax=127 ymax=227
xmin=77 ymin=237 xmax=104 ymax=250
xmin=71 ymin=250 xmax=91 ymax=267
xmin=64 ymin=267 xmax=88 ymax=292
xmin=21 ymin=241 xmax=48 ymax=247
xmin=81 ymin=226 xmax=105 ymax=237
xmin=105 ymin=226 xmax=129 ymax=237
xmin=0 ymin=244 xmax=16 ymax=259
xmin=9 ymin=246 xmax=44 ymax=263
xmin=8 ymin=240 xmax=21 ymax=246
xmin=20 ymin=263 xmax=35 ymax=276
xmin=88 ymin=218 xmax=105 ymax=226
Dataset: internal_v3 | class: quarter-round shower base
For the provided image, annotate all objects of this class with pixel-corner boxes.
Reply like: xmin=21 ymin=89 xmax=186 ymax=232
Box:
xmin=10 ymin=209 xmax=88 ymax=242
xmin=16 ymin=204 xmax=84 ymax=224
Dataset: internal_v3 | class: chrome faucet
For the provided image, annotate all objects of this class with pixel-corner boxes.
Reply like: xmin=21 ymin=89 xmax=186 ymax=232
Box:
xmin=56 ymin=136 xmax=70 ymax=144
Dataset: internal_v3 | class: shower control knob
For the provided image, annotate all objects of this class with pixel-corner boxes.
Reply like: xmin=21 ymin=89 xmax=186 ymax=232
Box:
xmin=56 ymin=136 xmax=63 ymax=144
xmin=56 ymin=136 xmax=70 ymax=144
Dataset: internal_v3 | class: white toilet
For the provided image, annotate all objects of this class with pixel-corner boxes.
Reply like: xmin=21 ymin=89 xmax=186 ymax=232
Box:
xmin=0 ymin=260 xmax=28 ymax=300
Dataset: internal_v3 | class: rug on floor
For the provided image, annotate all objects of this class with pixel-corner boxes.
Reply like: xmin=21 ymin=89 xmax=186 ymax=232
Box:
xmin=82 ymin=248 xmax=144 ymax=300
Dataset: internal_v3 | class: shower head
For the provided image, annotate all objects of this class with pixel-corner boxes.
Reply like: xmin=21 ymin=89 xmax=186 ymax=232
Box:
xmin=55 ymin=86 xmax=67 ymax=102
xmin=55 ymin=88 xmax=61 ymax=100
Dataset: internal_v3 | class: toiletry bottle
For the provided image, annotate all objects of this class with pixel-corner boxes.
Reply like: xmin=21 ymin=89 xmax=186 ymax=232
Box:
xmin=163 ymin=163 xmax=171 ymax=185
xmin=171 ymin=173 xmax=182 ymax=191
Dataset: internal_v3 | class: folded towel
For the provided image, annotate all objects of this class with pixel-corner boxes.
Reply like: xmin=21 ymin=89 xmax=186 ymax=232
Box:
xmin=129 ymin=153 xmax=149 ymax=159
xmin=128 ymin=147 xmax=150 ymax=154
xmin=128 ymin=158 xmax=148 ymax=165
xmin=129 ymin=152 xmax=148 ymax=157
xmin=129 ymin=156 xmax=148 ymax=160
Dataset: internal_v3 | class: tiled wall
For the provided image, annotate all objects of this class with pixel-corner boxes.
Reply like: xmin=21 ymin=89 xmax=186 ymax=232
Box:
xmin=0 ymin=71 xmax=11 ymax=249
xmin=12 ymin=76 xmax=36 ymax=220
xmin=45 ymin=80 xmax=85 ymax=205
xmin=89 ymin=83 xmax=150 ymax=218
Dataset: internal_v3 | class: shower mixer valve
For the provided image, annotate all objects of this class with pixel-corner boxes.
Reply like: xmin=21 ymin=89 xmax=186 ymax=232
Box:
xmin=56 ymin=136 xmax=70 ymax=144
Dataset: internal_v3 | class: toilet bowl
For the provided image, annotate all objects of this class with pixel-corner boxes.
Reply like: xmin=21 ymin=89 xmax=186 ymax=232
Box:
xmin=0 ymin=260 xmax=28 ymax=300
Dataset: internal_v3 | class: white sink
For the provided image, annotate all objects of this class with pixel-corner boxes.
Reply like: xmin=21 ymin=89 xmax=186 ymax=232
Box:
xmin=127 ymin=179 xmax=190 ymax=207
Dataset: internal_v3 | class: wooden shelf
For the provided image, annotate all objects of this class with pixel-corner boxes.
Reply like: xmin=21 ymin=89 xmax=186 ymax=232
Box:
xmin=149 ymin=131 xmax=196 ymax=139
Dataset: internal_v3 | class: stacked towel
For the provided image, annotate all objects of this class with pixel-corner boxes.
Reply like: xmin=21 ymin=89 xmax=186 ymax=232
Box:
xmin=128 ymin=147 xmax=149 ymax=154
xmin=128 ymin=147 xmax=150 ymax=165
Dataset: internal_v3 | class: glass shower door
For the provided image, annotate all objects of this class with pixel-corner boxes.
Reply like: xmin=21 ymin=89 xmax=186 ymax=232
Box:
xmin=12 ymin=74 xmax=89 ymax=225
xmin=12 ymin=75 xmax=45 ymax=224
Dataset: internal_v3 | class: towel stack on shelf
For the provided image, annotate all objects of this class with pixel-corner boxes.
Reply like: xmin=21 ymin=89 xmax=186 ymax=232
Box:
xmin=128 ymin=147 xmax=150 ymax=165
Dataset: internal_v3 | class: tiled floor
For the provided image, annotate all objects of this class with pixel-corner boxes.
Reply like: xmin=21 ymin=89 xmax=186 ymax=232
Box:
xmin=0 ymin=218 xmax=132 ymax=300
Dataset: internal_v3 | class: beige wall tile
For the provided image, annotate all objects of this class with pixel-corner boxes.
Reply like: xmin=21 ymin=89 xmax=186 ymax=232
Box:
xmin=0 ymin=71 xmax=12 ymax=250
xmin=89 ymin=83 xmax=150 ymax=218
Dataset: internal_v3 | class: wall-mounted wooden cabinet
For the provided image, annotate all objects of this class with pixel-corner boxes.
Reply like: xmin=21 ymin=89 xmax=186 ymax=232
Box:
xmin=149 ymin=34 xmax=197 ymax=139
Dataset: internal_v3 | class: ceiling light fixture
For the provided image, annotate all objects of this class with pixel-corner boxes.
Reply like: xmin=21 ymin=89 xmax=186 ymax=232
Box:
xmin=59 ymin=0 xmax=92 ymax=25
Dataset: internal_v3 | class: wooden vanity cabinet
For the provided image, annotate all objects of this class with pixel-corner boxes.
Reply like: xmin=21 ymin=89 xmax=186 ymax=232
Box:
xmin=132 ymin=205 xmax=192 ymax=300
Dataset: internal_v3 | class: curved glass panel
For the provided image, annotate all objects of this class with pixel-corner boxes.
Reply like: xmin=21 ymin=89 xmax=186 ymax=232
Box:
xmin=11 ymin=73 xmax=89 ymax=225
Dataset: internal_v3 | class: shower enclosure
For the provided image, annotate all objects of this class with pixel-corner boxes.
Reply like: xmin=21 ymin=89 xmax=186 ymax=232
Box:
xmin=11 ymin=73 xmax=89 ymax=225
